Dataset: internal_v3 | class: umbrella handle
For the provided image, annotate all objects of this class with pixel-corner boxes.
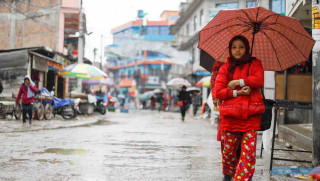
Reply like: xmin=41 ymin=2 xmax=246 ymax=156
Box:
xmin=250 ymin=33 xmax=256 ymax=56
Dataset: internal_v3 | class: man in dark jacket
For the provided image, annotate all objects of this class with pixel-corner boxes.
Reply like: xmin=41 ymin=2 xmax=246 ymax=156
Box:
xmin=178 ymin=85 xmax=191 ymax=121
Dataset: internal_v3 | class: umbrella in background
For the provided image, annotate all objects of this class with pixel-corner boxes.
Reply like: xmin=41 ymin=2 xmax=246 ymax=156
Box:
xmin=139 ymin=91 xmax=155 ymax=101
xmin=110 ymin=97 xmax=118 ymax=102
xmin=153 ymin=88 xmax=164 ymax=94
xmin=186 ymin=87 xmax=201 ymax=92
xmin=82 ymin=78 xmax=114 ymax=87
xmin=198 ymin=7 xmax=315 ymax=71
xmin=117 ymin=94 xmax=125 ymax=99
xmin=60 ymin=63 xmax=108 ymax=80
xmin=196 ymin=76 xmax=211 ymax=88
xmin=167 ymin=78 xmax=191 ymax=88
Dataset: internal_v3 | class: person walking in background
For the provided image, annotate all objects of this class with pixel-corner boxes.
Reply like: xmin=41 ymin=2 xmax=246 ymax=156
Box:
xmin=191 ymin=90 xmax=201 ymax=116
xmin=178 ymin=85 xmax=191 ymax=121
xmin=157 ymin=93 xmax=163 ymax=112
xmin=215 ymin=35 xmax=264 ymax=181
xmin=16 ymin=75 xmax=37 ymax=126
xmin=162 ymin=92 xmax=168 ymax=111
xmin=150 ymin=96 xmax=156 ymax=110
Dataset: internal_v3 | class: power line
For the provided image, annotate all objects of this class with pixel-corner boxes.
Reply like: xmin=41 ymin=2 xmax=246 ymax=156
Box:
xmin=2 ymin=0 xmax=56 ymax=32
xmin=17 ymin=0 xmax=60 ymax=10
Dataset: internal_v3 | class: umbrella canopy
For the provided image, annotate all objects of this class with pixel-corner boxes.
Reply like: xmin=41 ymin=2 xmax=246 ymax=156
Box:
xmin=186 ymin=87 xmax=201 ymax=92
xmin=110 ymin=97 xmax=118 ymax=102
xmin=60 ymin=63 xmax=108 ymax=80
xmin=117 ymin=94 xmax=125 ymax=99
xmin=200 ymin=50 xmax=216 ymax=73
xmin=198 ymin=7 xmax=315 ymax=71
xmin=82 ymin=78 xmax=114 ymax=87
xmin=196 ymin=76 xmax=211 ymax=88
xmin=167 ymin=78 xmax=191 ymax=88
xmin=139 ymin=91 xmax=155 ymax=101
xmin=153 ymin=88 xmax=164 ymax=94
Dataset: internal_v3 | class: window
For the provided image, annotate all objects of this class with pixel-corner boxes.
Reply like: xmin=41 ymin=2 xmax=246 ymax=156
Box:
xmin=193 ymin=15 xmax=197 ymax=31
xmin=160 ymin=26 xmax=170 ymax=35
xmin=216 ymin=2 xmax=238 ymax=9
xmin=186 ymin=23 xmax=189 ymax=35
xmin=246 ymin=1 xmax=256 ymax=8
xmin=128 ymin=71 xmax=132 ymax=79
xmin=169 ymin=16 xmax=179 ymax=21
xmin=120 ymin=71 xmax=125 ymax=79
xmin=199 ymin=9 xmax=203 ymax=26
xmin=191 ymin=47 xmax=195 ymax=64
xmin=146 ymin=26 xmax=160 ymax=35
xmin=272 ymin=0 xmax=285 ymax=14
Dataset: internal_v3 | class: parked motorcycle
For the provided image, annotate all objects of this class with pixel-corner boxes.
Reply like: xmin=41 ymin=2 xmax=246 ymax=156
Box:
xmin=88 ymin=94 xmax=106 ymax=115
xmin=52 ymin=97 xmax=77 ymax=120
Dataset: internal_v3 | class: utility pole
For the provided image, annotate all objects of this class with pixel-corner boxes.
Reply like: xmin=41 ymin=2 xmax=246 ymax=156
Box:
xmin=312 ymin=0 xmax=320 ymax=167
xmin=10 ymin=0 xmax=16 ymax=49
xmin=100 ymin=34 xmax=103 ymax=70
xmin=77 ymin=0 xmax=84 ymax=93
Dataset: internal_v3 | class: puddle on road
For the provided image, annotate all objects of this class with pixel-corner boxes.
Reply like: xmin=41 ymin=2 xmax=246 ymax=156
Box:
xmin=5 ymin=134 xmax=20 ymax=138
xmin=92 ymin=120 xmax=116 ymax=126
xmin=35 ymin=148 xmax=88 ymax=155
xmin=160 ymin=116 xmax=176 ymax=120
xmin=36 ymin=159 xmax=62 ymax=164
xmin=10 ymin=158 xmax=29 ymax=162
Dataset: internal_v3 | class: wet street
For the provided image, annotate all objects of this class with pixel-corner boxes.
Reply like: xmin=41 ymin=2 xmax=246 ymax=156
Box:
xmin=0 ymin=110 xmax=298 ymax=181
xmin=0 ymin=110 xmax=221 ymax=181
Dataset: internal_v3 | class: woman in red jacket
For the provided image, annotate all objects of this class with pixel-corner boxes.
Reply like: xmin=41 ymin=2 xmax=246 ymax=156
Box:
xmin=215 ymin=35 xmax=265 ymax=181
xmin=16 ymin=75 xmax=37 ymax=126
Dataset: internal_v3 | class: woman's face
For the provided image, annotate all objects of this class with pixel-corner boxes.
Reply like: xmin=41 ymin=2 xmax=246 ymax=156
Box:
xmin=231 ymin=39 xmax=246 ymax=59
xmin=24 ymin=79 xmax=30 ymax=85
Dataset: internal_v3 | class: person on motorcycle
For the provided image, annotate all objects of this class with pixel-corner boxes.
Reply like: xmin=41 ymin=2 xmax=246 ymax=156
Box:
xmin=16 ymin=75 xmax=37 ymax=126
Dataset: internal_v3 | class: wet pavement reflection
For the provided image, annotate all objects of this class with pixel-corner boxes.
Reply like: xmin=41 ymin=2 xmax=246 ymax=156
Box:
xmin=0 ymin=110 xmax=303 ymax=180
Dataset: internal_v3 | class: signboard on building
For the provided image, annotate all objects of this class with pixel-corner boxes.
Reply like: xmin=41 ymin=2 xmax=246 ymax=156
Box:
xmin=209 ymin=8 xmax=229 ymax=19
xmin=33 ymin=55 xmax=48 ymax=72
xmin=148 ymin=76 xmax=160 ymax=84
xmin=54 ymin=54 xmax=72 ymax=68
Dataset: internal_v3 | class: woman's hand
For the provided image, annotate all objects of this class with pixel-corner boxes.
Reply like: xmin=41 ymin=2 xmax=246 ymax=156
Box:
xmin=238 ymin=86 xmax=251 ymax=96
xmin=227 ymin=80 xmax=240 ymax=90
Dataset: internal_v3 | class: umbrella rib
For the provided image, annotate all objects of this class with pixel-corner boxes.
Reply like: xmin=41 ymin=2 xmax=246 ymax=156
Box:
xmin=264 ymin=27 xmax=309 ymax=60
xmin=200 ymin=17 xmax=249 ymax=32
xmin=267 ymin=22 xmax=315 ymax=41
xmin=255 ymin=7 xmax=260 ymax=21
xmin=260 ymin=30 xmax=283 ymax=70
xmin=199 ymin=24 xmax=251 ymax=46
xmin=259 ymin=14 xmax=280 ymax=24
xmin=240 ymin=9 xmax=254 ymax=23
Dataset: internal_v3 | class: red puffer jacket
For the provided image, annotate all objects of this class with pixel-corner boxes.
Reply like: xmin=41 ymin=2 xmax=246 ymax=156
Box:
xmin=215 ymin=58 xmax=265 ymax=132
xmin=16 ymin=84 xmax=37 ymax=104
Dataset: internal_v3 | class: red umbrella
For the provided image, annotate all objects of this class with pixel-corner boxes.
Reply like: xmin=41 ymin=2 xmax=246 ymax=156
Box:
xmin=198 ymin=7 xmax=315 ymax=71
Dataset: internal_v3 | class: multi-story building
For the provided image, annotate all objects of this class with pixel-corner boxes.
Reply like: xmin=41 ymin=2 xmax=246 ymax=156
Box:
xmin=0 ymin=0 xmax=85 ymax=57
xmin=106 ymin=11 xmax=178 ymax=96
xmin=0 ymin=0 xmax=86 ymax=98
xmin=170 ymin=0 xmax=269 ymax=83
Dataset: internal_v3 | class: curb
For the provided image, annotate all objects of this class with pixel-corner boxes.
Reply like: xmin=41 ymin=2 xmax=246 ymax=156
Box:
xmin=278 ymin=124 xmax=312 ymax=151
xmin=0 ymin=119 xmax=101 ymax=133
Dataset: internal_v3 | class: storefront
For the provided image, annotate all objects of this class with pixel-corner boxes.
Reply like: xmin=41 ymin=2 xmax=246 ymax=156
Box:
xmin=0 ymin=47 xmax=73 ymax=98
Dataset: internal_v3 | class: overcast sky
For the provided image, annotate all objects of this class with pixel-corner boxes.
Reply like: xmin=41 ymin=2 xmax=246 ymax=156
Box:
xmin=83 ymin=0 xmax=183 ymax=62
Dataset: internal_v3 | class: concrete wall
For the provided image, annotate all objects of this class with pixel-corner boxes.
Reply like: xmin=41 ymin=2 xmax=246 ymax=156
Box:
xmin=0 ymin=0 xmax=60 ymax=51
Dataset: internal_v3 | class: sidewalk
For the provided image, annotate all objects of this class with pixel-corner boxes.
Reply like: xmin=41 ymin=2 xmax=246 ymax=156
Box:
xmin=0 ymin=114 xmax=102 ymax=133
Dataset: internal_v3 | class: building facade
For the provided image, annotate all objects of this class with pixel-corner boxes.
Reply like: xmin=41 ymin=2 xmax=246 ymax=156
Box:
xmin=106 ymin=11 xmax=178 ymax=96
xmin=0 ymin=0 xmax=85 ymax=98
